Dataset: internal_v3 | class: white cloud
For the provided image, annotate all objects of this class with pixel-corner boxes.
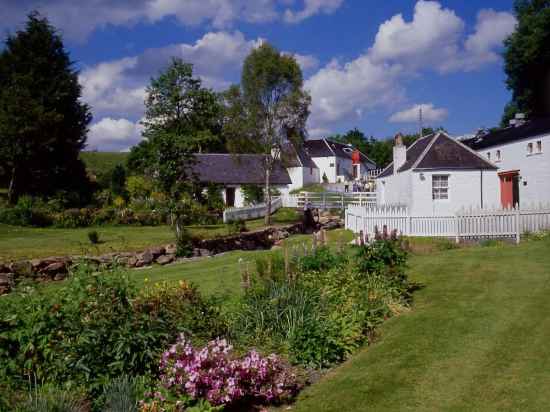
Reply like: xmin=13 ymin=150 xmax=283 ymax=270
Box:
xmin=305 ymin=1 xmax=515 ymax=132
xmin=284 ymin=0 xmax=344 ymax=23
xmin=87 ymin=117 xmax=143 ymax=152
xmin=305 ymin=55 xmax=404 ymax=127
xmin=284 ymin=52 xmax=320 ymax=72
xmin=1 ymin=0 xmax=344 ymax=42
xmin=389 ymin=103 xmax=448 ymax=123
xmin=80 ymin=31 xmax=261 ymax=118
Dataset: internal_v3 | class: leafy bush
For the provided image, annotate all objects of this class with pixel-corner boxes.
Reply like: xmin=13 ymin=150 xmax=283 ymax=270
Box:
xmin=232 ymin=241 xmax=410 ymax=367
xmin=13 ymin=386 xmax=87 ymax=412
xmin=226 ymin=219 xmax=247 ymax=235
xmin=0 ymin=267 xmax=225 ymax=401
xmin=87 ymin=230 xmax=100 ymax=244
xmin=241 ymin=184 xmax=264 ymax=205
xmin=0 ymin=196 xmax=52 ymax=227
xmin=147 ymin=335 xmax=299 ymax=408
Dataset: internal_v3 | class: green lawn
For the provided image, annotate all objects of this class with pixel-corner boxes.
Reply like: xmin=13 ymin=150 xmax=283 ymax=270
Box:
xmin=287 ymin=237 xmax=550 ymax=411
xmin=0 ymin=208 xmax=300 ymax=261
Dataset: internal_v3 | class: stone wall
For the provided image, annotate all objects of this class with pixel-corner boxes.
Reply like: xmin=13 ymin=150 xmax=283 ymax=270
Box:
xmin=1 ymin=221 xmax=341 ymax=295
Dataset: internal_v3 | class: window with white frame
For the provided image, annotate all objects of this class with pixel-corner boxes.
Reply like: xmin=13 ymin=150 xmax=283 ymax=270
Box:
xmin=527 ymin=142 xmax=534 ymax=155
xmin=432 ymin=175 xmax=449 ymax=200
xmin=537 ymin=140 xmax=542 ymax=153
xmin=496 ymin=150 xmax=501 ymax=161
xmin=487 ymin=152 xmax=491 ymax=160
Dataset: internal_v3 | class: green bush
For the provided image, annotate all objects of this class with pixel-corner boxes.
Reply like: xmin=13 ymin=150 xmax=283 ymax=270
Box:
xmin=0 ymin=266 xmax=225 ymax=402
xmin=241 ymin=184 xmax=264 ymax=205
xmin=232 ymin=241 xmax=410 ymax=367
xmin=226 ymin=219 xmax=247 ymax=235
xmin=12 ymin=385 xmax=87 ymax=412
xmin=0 ymin=196 xmax=52 ymax=227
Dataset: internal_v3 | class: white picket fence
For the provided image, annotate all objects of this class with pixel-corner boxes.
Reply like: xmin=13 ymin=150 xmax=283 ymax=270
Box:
xmin=223 ymin=197 xmax=283 ymax=223
xmin=345 ymin=204 xmax=550 ymax=243
xmin=282 ymin=191 xmax=377 ymax=210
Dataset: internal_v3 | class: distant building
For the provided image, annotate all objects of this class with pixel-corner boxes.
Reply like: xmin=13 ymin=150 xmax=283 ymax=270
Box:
xmin=303 ymin=139 xmax=377 ymax=183
xmin=464 ymin=116 xmax=550 ymax=208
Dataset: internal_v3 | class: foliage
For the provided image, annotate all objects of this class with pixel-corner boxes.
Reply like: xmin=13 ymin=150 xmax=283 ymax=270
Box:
xmin=12 ymin=385 xmax=87 ymax=412
xmin=232 ymin=241 xmax=410 ymax=367
xmin=101 ymin=375 xmax=149 ymax=412
xmin=151 ymin=335 xmax=299 ymax=407
xmin=87 ymin=230 xmax=100 ymax=244
xmin=0 ymin=196 xmax=52 ymax=227
xmin=204 ymin=184 xmax=224 ymax=212
xmin=126 ymin=176 xmax=154 ymax=201
xmin=111 ymin=164 xmax=127 ymax=198
xmin=0 ymin=266 xmax=225 ymax=401
xmin=0 ymin=12 xmax=92 ymax=204
xmin=502 ymin=0 xmax=550 ymax=121
xmin=241 ymin=184 xmax=264 ymax=205
xmin=223 ymin=43 xmax=311 ymax=224
xmin=128 ymin=58 xmax=223 ymax=196
xmin=226 ymin=219 xmax=247 ymax=235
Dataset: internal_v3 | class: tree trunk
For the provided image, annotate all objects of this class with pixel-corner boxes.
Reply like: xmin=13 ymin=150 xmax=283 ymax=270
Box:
xmin=7 ymin=167 xmax=16 ymax=205
xmin=264 ymin=167 xmax=272 ymax=226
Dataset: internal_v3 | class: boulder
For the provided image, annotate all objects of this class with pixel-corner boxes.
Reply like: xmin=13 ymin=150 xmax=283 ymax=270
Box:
xmin=165 ymin=244 xmax=177 ymax=255
xmin=156 ymin=254 xmax=175 ymax=265
xmin=42 ymin=261 xmax=67 ymax=276
xmin=136 ymin=250 xmax=154 ymax=267
xmin=0 ymin=273 xmax=14 ymax=287
xmin=10 ymin=261 xmax=33 ymax=276
xmin=149 ymin=247 xmax=166 ymax=258
xmin=53 ymin=273 xmax=67 ymax=281
xmin=199 ymin=249 xmax=211 ymax=257
xmin=127 ymin=256 xmax=138 ymax=268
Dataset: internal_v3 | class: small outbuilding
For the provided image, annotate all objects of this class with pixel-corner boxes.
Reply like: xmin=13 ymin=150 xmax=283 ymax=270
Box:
xmin=377 ymin=132 xmax=499 ymax=216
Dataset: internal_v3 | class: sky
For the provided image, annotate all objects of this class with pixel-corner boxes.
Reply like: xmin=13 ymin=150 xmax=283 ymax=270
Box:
xmin=1 ymin=0 xmax=517 ymax=151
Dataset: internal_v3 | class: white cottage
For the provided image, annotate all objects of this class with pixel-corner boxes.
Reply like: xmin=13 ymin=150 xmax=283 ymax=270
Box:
xmin=303 ymin=139 xmax=377 ymax=183
xmin=465 ymin=116 xmax=550 ymax=208
xmin=191 ymin=154 xmax=292 ymax=208
xmin=377 ymin=132 xmax=499 ymax=216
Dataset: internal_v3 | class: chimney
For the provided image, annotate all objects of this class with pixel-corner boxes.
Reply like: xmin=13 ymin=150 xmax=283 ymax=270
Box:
xmin=393 ymin=133 xmax=406 ymax=174
xmin=510 ymin=113 xmax=526 ymax=127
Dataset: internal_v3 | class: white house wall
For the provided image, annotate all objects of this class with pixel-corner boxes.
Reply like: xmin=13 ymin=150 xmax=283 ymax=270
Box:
xmin=311 ymin=156 xmax=337 ymax=183
xmin=377 ymin=170 xmax=413 ymax=207
xmin=410 ymin=170 xmax=499 ymax=216
xmin=477 ymin=133 xmax=550 ymax=205
xmin=287 ymin=167 xmax=320 ymax=191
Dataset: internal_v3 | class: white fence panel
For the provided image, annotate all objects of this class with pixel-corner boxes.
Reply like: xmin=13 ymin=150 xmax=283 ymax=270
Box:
xmin=223 ymin=197 xmax=283 ymax=223
xmin=298 ymin=192 xmax=377 ymax=209
xmin=345 ymin=203 xmax=550 ymax=243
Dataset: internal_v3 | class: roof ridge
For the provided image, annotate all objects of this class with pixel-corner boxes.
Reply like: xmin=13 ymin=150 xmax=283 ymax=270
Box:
xmin=409 ymin=133 xmax=439 ymax=171
xmin=439 ymin=132 xmax=498 ymax=169
xmin=322 ymin=138 xmax=336 ymax=156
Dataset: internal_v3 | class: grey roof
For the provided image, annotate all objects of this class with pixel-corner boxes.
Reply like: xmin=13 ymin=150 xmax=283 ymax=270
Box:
xmin=303 ymin=138 xmax=377 ymax=168
xmin=281 ymin=142 xmax=318 ymax=169
xmin=378 ymin=133 xmax=497 ymax=178
xmin=190 ymin=154 xmax=291 ymax=185
xmin=464 ymin=117 xmax=550 ymax=150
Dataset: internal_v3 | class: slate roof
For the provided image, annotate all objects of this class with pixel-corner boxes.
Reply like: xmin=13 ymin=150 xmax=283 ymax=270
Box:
xmin=378 ymin=133 xmax=496 ymax=179
xmin=281 ymin=142 xmax=318 ymax=169
xmin=190 ymin=154 xmax=292 ymax=185
xmin=464 ymin=117 xmax=550 ymax=150
xmin=303 ymin=138 xmax=377 ymax=168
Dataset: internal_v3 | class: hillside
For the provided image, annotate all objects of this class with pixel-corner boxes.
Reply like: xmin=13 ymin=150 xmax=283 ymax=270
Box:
xmin=80 ymin=151 xmax=128 ymax=175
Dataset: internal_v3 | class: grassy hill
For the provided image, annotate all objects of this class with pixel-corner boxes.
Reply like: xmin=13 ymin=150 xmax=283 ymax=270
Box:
xmin=80 ymin=151 xmax=128 ymax=176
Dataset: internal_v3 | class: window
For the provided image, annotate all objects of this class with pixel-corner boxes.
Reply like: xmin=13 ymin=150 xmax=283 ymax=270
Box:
xmin=537 ymin=140 xmax=543 ymax=153
xmin=496 ymin=150 xmax=501 ymax=161
xmin=432 ymin=175 xmax=449 ymax=200
xmin=487 ymin=152 xmax=491 ymax=160
xmin=329 ymin=163 xmax=335 ymax=167
xmin=527 ymin=142 xmax=534 ymax=155
xmin=309 ymin=167 xmax=313 ymax=175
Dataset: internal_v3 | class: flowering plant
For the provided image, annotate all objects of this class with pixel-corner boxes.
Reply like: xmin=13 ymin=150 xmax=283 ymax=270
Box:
xmin=157 ymin=335 xmax=299 ymax=407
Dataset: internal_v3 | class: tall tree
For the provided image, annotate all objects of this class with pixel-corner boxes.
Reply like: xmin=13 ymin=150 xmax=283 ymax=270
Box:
xmin=0 ymin=12 xmax=91 ymax=204
xmin=502 ymin=0 xmax=549 ymax=123
xmin=223 ymin=43 xmax=311 ymax=224
xmin=127 ymin=58 xmax=222 ymax=196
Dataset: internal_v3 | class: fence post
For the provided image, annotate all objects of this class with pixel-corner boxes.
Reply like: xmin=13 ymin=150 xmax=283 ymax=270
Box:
xmin=407 ymin=215 xmax=412 ymax=236
xmin=341 ymin=194 xmax=344 ymax=209
xmin=323 ymin=192 xmax=326 ymax=210
xmin=515 ymin=205 xmax=521 ymax=244
xmin=455 ymin=215 xmax=460 ymax=244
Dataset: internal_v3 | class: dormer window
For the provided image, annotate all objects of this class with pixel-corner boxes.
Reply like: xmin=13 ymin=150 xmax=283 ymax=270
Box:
xmin=527 ymin=142 xmax=534 ymax=155
xmin=537 ymin=141 xmax=542 ymax=153
xmin=496 ymin=150 xmax=501 ymax=161
xmin=487 ymin=152 xmax=491 ymax=160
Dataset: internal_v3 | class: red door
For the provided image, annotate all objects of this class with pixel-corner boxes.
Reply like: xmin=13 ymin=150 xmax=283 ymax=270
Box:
xmin=499 ymin=171 xmax=519 ymax=209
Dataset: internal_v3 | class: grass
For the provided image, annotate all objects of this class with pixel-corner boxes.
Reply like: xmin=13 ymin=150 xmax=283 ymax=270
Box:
xmin=290 ymin=183 xmax=328 ymax=194
xmin=79 ymin=151 xmax=128 ymax=175
xmin=0 ymin=208 xmax=301 ymax=261
xmin=286 ymin=236 xmax=550 ymax=411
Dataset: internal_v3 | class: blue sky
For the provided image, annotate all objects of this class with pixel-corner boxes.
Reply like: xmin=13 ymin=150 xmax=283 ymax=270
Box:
xmin=1 ymin=0 xmax=516 ymax=151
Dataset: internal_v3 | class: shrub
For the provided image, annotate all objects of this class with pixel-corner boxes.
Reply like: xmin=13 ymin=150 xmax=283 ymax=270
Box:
xmin=13 ymin=386 xmax=88 ymax=412
xmin=126 ymin=176 xmax=153 ymax=201
xmin=0 ymin=196 xmax=52 ymax=227
xmin=0 ymin=267 xmax=224 ymax=401
xmin=87 ymin=230 xmax=100 ymax=244
xmin=101 ymin=376 xmax=148 ymax=412
xmin=226 ymin=219 xmax=247 ymax=235
xmin=241 ymin=184 xmax=264 ymax=205
xmin=149 ymin=335 xmax=299 ymax=408
xmin=52 ymin=208 xmax=92 ymax=228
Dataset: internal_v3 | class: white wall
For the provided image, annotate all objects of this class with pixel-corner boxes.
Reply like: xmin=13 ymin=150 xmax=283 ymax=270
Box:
xmin=287 ymin=166 xmax=320 ymax=191
xmin=410 ymin=170 xmax=499 ymax=216
xmin=221 ymin=184 xmax=289 ymax=208
xmin=377 ymin=169 xmax=499 ymax=216
xmin=311 ymin=156 xmax=337 ymax=183
xmin=477 ymin=133 xmax=550 ymax=206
